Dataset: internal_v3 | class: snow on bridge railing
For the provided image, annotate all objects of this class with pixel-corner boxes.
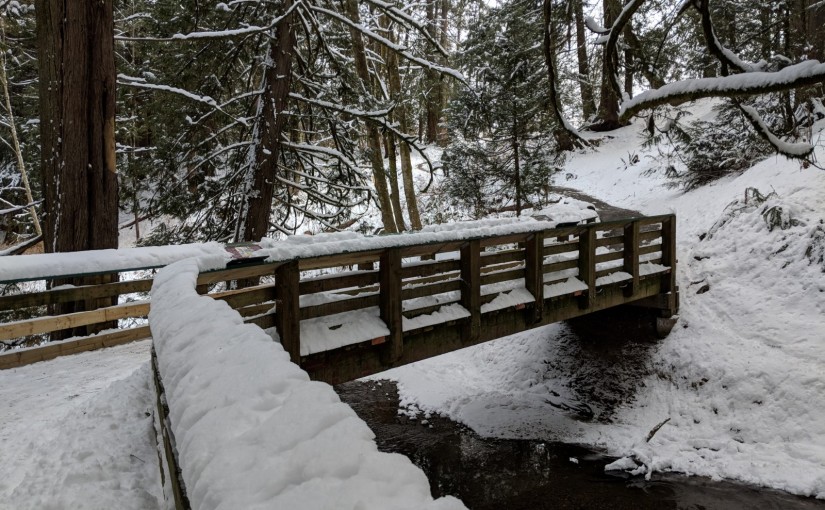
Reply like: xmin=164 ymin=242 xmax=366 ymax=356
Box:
xmin=150 ymin=258 xmax=468 ymax=510
xmin=0 ymin=214 xmax=677 ymax=370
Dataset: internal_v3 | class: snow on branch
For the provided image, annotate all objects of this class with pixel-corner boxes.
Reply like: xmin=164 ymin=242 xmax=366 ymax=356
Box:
xmin=308 ymin=5 xmax=465 ymax=83
xmin=289 ymin=92 xmax=391 ymax=118
xmin=114 ymin=2 xmax=301 ymax=42
xmin=738 ymin=105 xmax=814 ymax=159
xmin=692 ymin=0 xmax=765 ymax=74
xmin=584 ymin=16 xmax=609 ymax=35
xmin=620 ymin=60 xmax=825 ymax=120
xmin=362 ymin=0 xmax=450 ymax=58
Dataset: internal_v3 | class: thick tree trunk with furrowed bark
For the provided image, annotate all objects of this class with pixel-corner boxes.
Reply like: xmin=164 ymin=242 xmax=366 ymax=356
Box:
xmin=36 ymin=0 xmax=119 ymax=338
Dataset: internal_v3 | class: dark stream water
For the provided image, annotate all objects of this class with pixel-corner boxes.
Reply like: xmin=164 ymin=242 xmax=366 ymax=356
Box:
xmin=336 ymin=378 xmax=824 ymax=510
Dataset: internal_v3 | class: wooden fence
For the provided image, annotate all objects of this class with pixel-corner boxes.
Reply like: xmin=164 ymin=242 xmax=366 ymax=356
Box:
xmin=0 ymin=215 xmax=678 ymax=374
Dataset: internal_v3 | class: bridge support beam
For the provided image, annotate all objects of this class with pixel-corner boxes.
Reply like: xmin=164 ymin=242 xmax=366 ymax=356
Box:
xmin=379 ymin=249 xmax=403 ymax=363
xmin=460 ymin=240 xmax=480 ymax=343
xmin=524 ymin=232 xmax=544 ymax=324
xmin=275 ymin=260 xmax=300 ymax=364
xmin=578 ymin=227 xmax=596 ymax=310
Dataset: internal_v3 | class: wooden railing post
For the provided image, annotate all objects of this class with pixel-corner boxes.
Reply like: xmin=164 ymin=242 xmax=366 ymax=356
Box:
xmin=275 ymin=260 xmax=300 ymax=364
xmin=623 ymin=220 xmax=640 ymax=297
xmin=660 ymin=215 xmax=678 ymax=316
xmin=578 ymin=226 xmax=596 ymax=310
xmin=379 ymin=249 xmax=403 ymax=363
xmin=524 ymin=232 xmax=544 ymax=323
xmin=460 ymin=240 xmax=480 ymax=343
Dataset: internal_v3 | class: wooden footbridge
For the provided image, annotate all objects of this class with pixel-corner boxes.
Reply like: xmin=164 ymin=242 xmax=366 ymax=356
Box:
xmin=0 ymin=215 xmax=678 ymax=382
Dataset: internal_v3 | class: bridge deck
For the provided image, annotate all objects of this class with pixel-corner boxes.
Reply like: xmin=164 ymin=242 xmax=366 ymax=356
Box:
xmin=1 ymin=215 xmax=678 ymax=377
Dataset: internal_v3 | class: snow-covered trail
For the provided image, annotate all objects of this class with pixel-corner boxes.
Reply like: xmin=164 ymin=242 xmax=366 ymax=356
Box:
xmin=0 ymin=340 xmax=161 ymax=510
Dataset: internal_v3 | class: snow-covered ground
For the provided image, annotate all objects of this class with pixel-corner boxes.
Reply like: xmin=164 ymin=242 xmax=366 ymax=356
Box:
xmin=2 ymin=99 xmax=824 ymax=505
xmin=0 ymin=341 xmax=161 ymax=510
xmin=379 ymin=103 xmax=825 ymax=498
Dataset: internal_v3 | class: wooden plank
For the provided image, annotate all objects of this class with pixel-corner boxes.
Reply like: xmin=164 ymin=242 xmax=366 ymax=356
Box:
xmin=398 ymin=241 xmax=464 ymax=259
xmin=235 ymin=302 xmax=275 ymax=318
xmin=197 ymin=262 xmax=281 ymax=285
xmin=0 ymin=278 xmax=153 ymax=311
xmin=595 ymin=234 xmax=623 ymax=248
xmin=402 ymin=300 xmax=461 ymax=319
xmin=480 ymin=248 xmax=524 ymax=267
xmin=637 ymin=214 xmax=674 ymax=226
xmin=639 ymin=229 xmax=662 ymax=244
xmin=151 ymin=350 xmax=192 ymax=510
xmin=212 ymin=284 xmax=276 ymax=310
xmin=480 ymin=268 xmax=525 ymax=286
xmin=400 ymin=259 xmax=461 ymax=279
xmin=595 ymin=250 xmax=624 ymax=264
xmin=543 ymin=258 xmax=578 ymax=274
xmin=524 ymin=232 xmax=544 ymax=323
xmin=479 ymin=232 xmax=530 ymax=247
xmin=299 ymin=294 xmax=380 ymax=320
xmin=595 ymin=267 xmax=626 ymax=280
xmin=299 ymin=271 xmax=378 ymax=294
xmin=0 ymin=301 xmax=150 ymax=341
xmin=299 ymin=250 xmax=383 ymax=270
xmin=275 ymin=260 xmax=300 ymax=364
xmin=245 ymin=313 xmax=276 ymax=330
xmin=379 ymin=249 xmax=403 ymax=363
xmin=624 ymin=220 xmax=640 ymax=297
xmin=402 ymin=279 xmax=462 ymax=300
xmin=578 ymin=226 xmax=596 ymax=310
xmin=638 ymin=243 xmax=661 ymax=256
xmin=0 ymin=326 xmax=151 ymax=370
xmin=460 ymin=240 xmax=481 ymax=343
xmin=543 ymin=240 xmax=579 ymax=256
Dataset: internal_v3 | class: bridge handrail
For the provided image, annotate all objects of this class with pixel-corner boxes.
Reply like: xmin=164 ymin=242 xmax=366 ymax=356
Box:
xmin=0 ymin=214 xmax=677 ymax=370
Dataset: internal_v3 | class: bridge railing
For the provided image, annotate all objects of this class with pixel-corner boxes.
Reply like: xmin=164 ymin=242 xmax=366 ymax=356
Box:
xmin=200 ymin=214 xmax=676 ymax=382
xmin=0 ymin=214 xmax=677 ymax=372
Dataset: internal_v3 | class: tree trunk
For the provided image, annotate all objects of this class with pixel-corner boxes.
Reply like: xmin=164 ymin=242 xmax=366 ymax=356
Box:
xmin=385 ymin=132 xmax=407 ymax=230
xmin=383 ymin=16 xmax=423 ymax=230
xmin=574 ymin=0 xmax=597 ymax=120
xmin=238 ymin=0 xmax=295 ymax=242
xmin=36 ymin=0 xmax=119 ymax=338
xmin=595 ymin=0 xmax=622 ymax=130
xmin=342 ymin=0 xmax=398 ymax=233
xmin=424 ymin=0 xmax=441 ymax=145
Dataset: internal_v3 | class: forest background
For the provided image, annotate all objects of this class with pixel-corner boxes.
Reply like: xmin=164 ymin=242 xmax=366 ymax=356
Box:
xmin=1 ymin=0 xmax=824 ymax=255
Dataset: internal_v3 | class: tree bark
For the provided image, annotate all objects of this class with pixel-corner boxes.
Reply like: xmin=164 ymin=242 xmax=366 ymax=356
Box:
xmin=342 ymin=0 xmax=398 ymax=233
xmin=574 ymin=0 xmax=597 ymax=120
xmin=36 ymin=0 xmax=118 ymax=253
xmin=36 ymin=0 xmax=119 ymax=338
xmin=595 ymin=0 xmax=622 ymax=130
xmin=383 ymin=16 xmax=423 ymax=230
xmin=238 ymin=0 xmax=296 ymax=242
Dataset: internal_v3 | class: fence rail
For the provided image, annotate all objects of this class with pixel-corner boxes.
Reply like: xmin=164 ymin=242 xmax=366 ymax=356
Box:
xmin=0 ymin=215 xmax=678 ymax=373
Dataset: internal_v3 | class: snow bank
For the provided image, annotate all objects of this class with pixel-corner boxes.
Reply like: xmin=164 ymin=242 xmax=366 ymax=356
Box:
xmin=149 ymin=258 xmax=466 ymax=510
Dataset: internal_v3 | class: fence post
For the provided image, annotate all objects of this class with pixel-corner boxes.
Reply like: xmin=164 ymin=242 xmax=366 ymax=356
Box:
xmin=460 ymin=239 xmax=480 ymax=343
xmin=623 ymin=220 xmax=640 ymax=297
xmin=275 ymin=260 xmax=300 ymax=364
xmin=379 ymin=249 xmax=403 ymax=363
xmin=660 ymin=215 xmax=678 ymax=316
xmin=578 ymin=226 xmax=596 ymax=310
xmin=524 ymin=232 xmax=544 ymax=323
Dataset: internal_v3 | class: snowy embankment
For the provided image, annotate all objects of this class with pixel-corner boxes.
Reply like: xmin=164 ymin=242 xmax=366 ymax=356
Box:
xmin=382 ymin=105 xmax=825 ymax=498
xmin=149 ymin=257 xmax=466 ymax=510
